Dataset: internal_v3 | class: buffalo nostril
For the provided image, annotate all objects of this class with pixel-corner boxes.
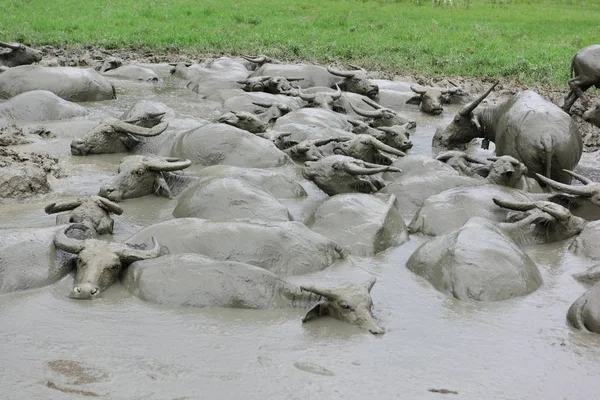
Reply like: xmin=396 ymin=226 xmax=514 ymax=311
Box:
xmin=369 ymin=328 xmax=385 ymax=335
xmin=505 ymin=171 xmax=513 ymax=177
xmin=90 ymin=287 xmax=99 ymax=296
xmin=75 ymin=287 xmax=81 ymax=293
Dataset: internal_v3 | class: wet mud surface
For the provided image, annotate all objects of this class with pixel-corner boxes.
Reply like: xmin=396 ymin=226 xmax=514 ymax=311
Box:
xmin=0 ymin=51 xmax=599 ymax=399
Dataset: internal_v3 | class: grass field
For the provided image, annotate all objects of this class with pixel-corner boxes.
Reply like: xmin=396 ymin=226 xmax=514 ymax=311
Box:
xmin=1 ymin=0 xmax=598 ymax=87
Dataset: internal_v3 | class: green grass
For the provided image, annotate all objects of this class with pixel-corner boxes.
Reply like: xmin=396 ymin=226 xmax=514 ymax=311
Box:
xmin=1 ymin=0 xmax=598 ymax=87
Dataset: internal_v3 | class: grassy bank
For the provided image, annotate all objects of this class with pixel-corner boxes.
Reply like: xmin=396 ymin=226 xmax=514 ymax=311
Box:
xmin=1 ymin=0 xmax=598 ymax=86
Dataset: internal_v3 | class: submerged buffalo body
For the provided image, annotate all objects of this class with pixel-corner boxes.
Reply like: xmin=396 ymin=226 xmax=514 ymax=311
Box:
xmin=123 ymin=253 xmax=384 ymax=334
xmin=0 ymin=90 xmax=88 ymax=122
xmin=0 ymin=65 xmax=116 ymax=102
xmin=125 ymin=218 xmax=346 ymax=277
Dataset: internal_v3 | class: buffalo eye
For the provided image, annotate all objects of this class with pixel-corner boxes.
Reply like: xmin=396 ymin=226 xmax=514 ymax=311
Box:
xmin=332 ymin=163 xmax=341 ymax=171
xmin=406 ymin=133 xmax=410 ymax=138
xmin=339 ymin=302 xmax=355 ymax=311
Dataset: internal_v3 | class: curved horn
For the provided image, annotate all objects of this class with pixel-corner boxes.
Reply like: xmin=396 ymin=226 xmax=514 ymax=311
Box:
xmin=563 ymin=169 xmax=593 ymax=185
xmin=459 ymin=81 xmax=498 ymax=116
xmin=348 ymin=119 xmax=363 ymax=127
xmin=535 ymin=173 xmax=596 ymax=196
xmin=344 ymin=162 xmax=390 ymax=175
xmin=435 ymin=151 xmax=464 ymax=162
xmin=53 ymin=224 xmax=88 ymax=254
xmin=410 ymin=85 xmax=428 ymax=95
xmin=300 ymin=285 xmax=340 ymax=300
xmin=145 ymin=158 xmax=192 ymax=172
xmin=113 ymin=237 xmax=162 ymax=263
xmin=369 ymin=137 xmax=407 ymax=156
xmin=94 ymin=196 xmax=124 ymax=215
xmin=252 ymin=101 xmax=273 ymax=108
xmin=362 ymin=97 xmax=383 ymax=110
xmin=287 ymin=77 xmax=305 ymax=82
xmin=330 ymin=84 xmax=343 ymax=100
xmin=109 ymin=120 xmax=168 ymax=137
xmin=362 ymin=162 xmax=401 ymax=172
xmin=538 ymin=203 xmax=571 ymax=221
xmin=45 ymin=199 xmax=82 ymax=214
xmin=349 ymin=101 xmax=383 ymax=118
xmin=236 ymin=79 xmax=249 ymax=84
xmin=492 ymin=197 xmax=536 ymax=211
xmin=441 ymin=87 xmax=459 ymax=94
xmin=314 ymin=137 xmax=350 ymax=146
xmin=242 ymin=55 xmax=266 ymax=63
xmin=296 ymin=86 xmax=316 ymax=101
xmin=0 ymin=41 xmax=24 ymax=50
xmin=327 ymin=65 xmax=356 ymax=78
xmin=123 ymin=112 xmax=166 ymax=125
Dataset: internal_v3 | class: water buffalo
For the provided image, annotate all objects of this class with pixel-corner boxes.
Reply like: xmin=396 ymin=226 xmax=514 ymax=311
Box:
xmin=567 ymin=281 xmax=600 ymax=334
xmin=290 ymin=85 xmax=343 ymax=110
xmin=349 ymin=97 xmax=417 ymax=128
xmin=407 ymin=217 xmax=543 ymax=301
xmin=0 ymin=41 xmax=42 ymax=67
xmin=45 ymin=195 xmax=124 ymax=235
xmin=407 ymin=84 xmax=459 ymax=115
xmin=0 ymin=90 xmax=88 ymax=122
xmin=0 ymin=224 xmax=94 ymax=294
xmin=70 ymin=118 xmax=169 ymax=155
xmin=192 ymin=165 xmax=307 ymax=199
xmin=53 ymin=223 xmax=162 ymax=299
xmin=99 ymin=156 xmax=192 ymax=202
xmin=119 ymin=100 xmax=174 ymax=128
xmin=97 ymin=60 xmax=160 ymax=82
xmin=309 ymin=193 xmax=408 ymax=256
xmin=332 ymin=134 xmax=407 ymax=165
xmin=583 ymin=101 xmax=600 ymax=129
xmin=0 ymin=65 xmax=116 ymax=102
xmin=327 ymin=65 xmax=379 ymax=98
xmin=437 ymin=153 xmax=542 ymax=192
xmin=562 ymin=44 xmax=600 ymax=113
xmin=185 ymin=57 xmax=250 ymax=97
xmin=535 ymin=170 xmax=600 ymax=207
xmin=122 ymin=253 xmax=384 ymax=334
xmin=492 ymin=197 xmax=587 ymax=244
xmin=169 ymin=123 xmax=290 ymax=168
xmin=124 ymin=218 xmax=346 ymax=277
xmin=173 ymin=177 xmax=293 ymax=222
xmin=303 ymin=155 xmax=401 ymax=196
xmin=433 ymin=83 xmax=583 ymax=184
xmin=249 ymin=63 xmax=338 ymax=89
xmin=236 ymin=75 xmax=303 ymax=94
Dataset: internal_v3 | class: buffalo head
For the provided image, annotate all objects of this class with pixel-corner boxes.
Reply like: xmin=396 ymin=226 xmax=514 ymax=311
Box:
xmin=303 ymin=155 xmax=401 ymax=196
xmin=99 ymin=156 xmax=192 ymax=202
xmin=302 ymin=277 xmax=384 ymax=335
xmin=432 ymin=82 xmax=498 ymax=148
xmin=349 ymin=97 xmax=416 ymax=129
xmin=70 ymin=118 xmax=168 ymax=156
xmin=54 ymin=223 xmax=162 ymax=299
xmin=493 ymin=197 xmax=587 ymax=243
xmin=291 ymin=85 xmax=343 ymax=111
xmin=45 ymin=195 xmax=124 ymax=235
xmin=0 ymin=41 xmax=42 ymax=68
xmin=327 ymin=65 xmax=379 ymax=99
xmin=535 ymin=170 xmax=600 ymax=206
xmin=333 ymin=134 xmax=406 ymax=165
xmin=217 ymin=111 xmax=269 ymax=133
xmin=237 ymin=75 xmax=303 ymax=94
xmin=583 ymin=101 xmax=600 ymax=129
xmin=407 ymin=85 xmax=459 ymax=115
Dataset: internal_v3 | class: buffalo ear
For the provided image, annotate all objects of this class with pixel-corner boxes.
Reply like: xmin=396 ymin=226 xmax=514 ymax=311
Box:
xmin=405 ymin=95 xmax=422 ymax=105
xmin=302 ymin=301 xmax=329 ymax=323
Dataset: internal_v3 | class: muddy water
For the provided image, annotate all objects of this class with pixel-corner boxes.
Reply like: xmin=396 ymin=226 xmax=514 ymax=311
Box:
xmin=1 ymin=67 xmax=600 ymax=399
